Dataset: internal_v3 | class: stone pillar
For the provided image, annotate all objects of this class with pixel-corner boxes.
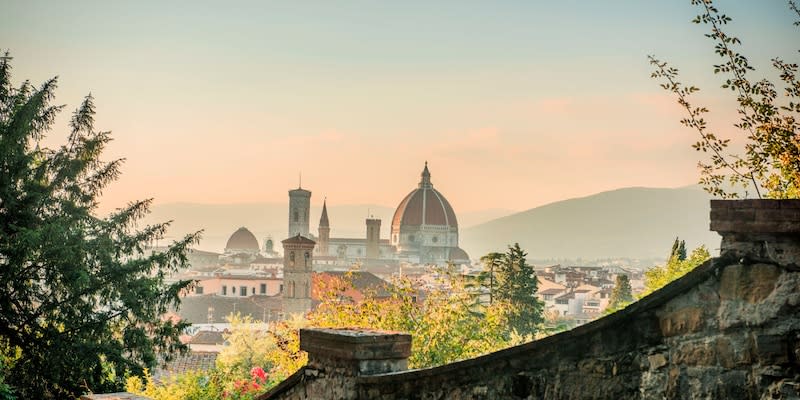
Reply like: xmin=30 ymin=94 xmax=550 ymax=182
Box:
xmin=710 ymin=199 xmax=800 ymax=265
xmin=290 ymin=328 xmax=412 ymax=399
xmin=301 ymin=328 xmax=411 ymax=375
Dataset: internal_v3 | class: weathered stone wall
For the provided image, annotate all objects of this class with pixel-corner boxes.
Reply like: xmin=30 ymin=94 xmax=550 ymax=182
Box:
xmin=262 ymin=200 xmax=800 ymax=400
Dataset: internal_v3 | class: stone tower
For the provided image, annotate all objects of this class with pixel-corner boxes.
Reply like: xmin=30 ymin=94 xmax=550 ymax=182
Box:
xmin=317 ymin=199 xmax=330 ymax=256
xmin=288 ymin=187 xmax=311 ymax=238
xmin=366 ymin=218 xmax=381 ymax=259
xmin=282 ymin=234 xmax=315 ymax=316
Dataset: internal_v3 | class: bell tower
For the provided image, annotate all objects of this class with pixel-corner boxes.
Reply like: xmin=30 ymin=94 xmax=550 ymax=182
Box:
xmin=289 ymin=185 xmax=311 ymax=239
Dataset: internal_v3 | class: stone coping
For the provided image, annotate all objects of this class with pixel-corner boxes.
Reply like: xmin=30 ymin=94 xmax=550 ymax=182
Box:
xmin=710 ymin=199 xmax=800 ymax=234
xmin=300 ymin=328 xmax=412 ymax=361
xmin=302 ymin=327 xmax=409 ymax=340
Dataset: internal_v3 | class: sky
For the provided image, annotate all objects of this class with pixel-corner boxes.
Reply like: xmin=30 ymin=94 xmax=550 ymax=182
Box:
xmin=2 ymin=0 xmax=797 ymax=215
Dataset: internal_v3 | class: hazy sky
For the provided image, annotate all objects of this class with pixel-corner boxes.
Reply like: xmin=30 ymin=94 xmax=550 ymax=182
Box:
xmin=2 ymin=1 xmax=796 ymax=214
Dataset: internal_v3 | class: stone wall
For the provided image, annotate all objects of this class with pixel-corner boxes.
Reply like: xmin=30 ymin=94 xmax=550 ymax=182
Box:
xmin=261 ymin=199 xmax=800 ymax=400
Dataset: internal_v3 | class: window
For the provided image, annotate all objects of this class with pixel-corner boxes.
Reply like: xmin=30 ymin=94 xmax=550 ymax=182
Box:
xmin=260 ymin=284 xmax=267 ymax=294
xmin=232 ymin=286 xmax=236 ymax=294
xmin=279 ymin=284 xmax=284 ymax=293
xmin=293 ymin=209 xmax=299 ymax=222
xmin=240 ymin=286 xmax=247 ymax=297
xmin=222 ymin=285 xmax=227 ymax=296
xmin=289 ymin=251 xmax=295 ymax=267
xmin=432 ymin=236 xmax=438 ymax=243
xmin=196 ymin=286 xmax=204 ymax=294
xmin=304 ymin=251 xmax=310 ymax=266
xmin=408 ymin=235 xmax=415 ymax=242
xmin=251 ymin=287 xmax=255 ymax=295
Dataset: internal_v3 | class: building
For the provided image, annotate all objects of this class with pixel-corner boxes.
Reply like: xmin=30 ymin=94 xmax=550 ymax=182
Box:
xmin=312 ymin=163 xmax=471 ymax=266
xmin=282 ymin=234 xmax=315 ymax=316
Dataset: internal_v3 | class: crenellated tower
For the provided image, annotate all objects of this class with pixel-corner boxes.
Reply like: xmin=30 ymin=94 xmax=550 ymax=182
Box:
xmin=366 ymin=217 xmax=381 ymax=259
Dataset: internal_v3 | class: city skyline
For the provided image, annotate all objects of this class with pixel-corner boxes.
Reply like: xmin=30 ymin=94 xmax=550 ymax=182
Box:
xmin=2 ymin=1 xmax=796 ymax=214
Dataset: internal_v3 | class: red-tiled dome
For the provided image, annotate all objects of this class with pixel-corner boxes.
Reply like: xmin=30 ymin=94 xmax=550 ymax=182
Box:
xmin=391 ymin=163 xmax=458 ymax=229
xmin=225 ymin=227 xmax=260 ymax=251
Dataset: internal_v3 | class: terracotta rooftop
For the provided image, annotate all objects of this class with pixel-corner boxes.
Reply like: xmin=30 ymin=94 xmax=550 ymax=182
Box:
xmin=189 ymin=330 xmax=226 ymax=345
xmin=152 ymin=351 xmax=218 ymax=382
xmin=176 ymin=295 xmax=282 ymax=324
xmin=282 ymin=234 xmax=316 ymax=246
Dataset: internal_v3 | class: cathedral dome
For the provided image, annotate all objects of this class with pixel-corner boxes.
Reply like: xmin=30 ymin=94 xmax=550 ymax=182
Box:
xmin=225 ymin=227 xmax=260 ymax=252
xmin=391 ymin=163 xmax=458 ymax=229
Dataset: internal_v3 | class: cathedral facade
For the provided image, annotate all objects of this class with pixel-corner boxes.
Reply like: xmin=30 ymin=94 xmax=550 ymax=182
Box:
xmin=290 ymin=163 xmax=470 ymax=266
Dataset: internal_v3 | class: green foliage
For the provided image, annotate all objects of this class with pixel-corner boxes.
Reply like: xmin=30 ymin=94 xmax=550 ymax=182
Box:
xmin=127 ymin=366 xmax=273 ymax=400
xmin=649 ymin=0 xmax=800 ymax=199
xmin=126 ymin=316 xmax=304 ymax=400
xmin=309 ymin=268 xmax=515 ymax=369
xmin=0 ymin=53 xmax=200 ymax=398
xmin=492 ymin=244 xmax=544 ymax=337
xmin=0 ymin=352 xmax=15 ymax=400
xmin=477 ymin=252 xmax=503 ymax=305
xmin=259 ymin=317 xmax=307 ymax=382
xmin=216 ymin=315 xmax=276 ymax=378
xmin=126 ymin=369 xmax=225 ymax=400
xmin=642 ymin=245 xmax=711 ymax=297
xmin=605 ymin=274 xmax=634 ymax=314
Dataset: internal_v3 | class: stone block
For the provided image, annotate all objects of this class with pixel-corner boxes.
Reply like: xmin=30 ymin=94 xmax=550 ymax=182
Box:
xmin=648 ymin=353 xmax=667 ymax=370
xmin=659 ymin=307 xmax=705 ymax=337
xmin=719 ymin=264 xmax=780 ymax=303
xmin=673 ymin=342 xmax=715 ymax=366
xmin=755 ymin=334 xmax=789 ymax=365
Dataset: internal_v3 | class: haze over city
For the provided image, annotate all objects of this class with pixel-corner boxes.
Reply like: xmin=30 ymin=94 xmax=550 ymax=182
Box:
xmin=2 ymin=1 xmax=794 ymax=219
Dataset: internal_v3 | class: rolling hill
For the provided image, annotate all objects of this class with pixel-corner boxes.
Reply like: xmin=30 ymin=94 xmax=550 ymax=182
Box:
xmin=460 ymin=186 xmax=721 ymax=260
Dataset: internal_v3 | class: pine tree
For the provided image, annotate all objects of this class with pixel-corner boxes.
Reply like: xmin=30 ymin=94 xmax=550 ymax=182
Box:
xmin=607 ymin=275 xmax=634 ymax=312
xmin=494 ymin=243 xmax=544 ymax=337
xmin=478 ymin=252 xmax=503 ymax=305
xmin=0 ymin=52 xmax=200 ymax=399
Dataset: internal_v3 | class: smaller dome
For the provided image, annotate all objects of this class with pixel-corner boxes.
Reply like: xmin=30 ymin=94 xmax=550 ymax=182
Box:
xmin=225 ymin=227 xmax=260 ymax=252
xmin=448 ymin=247 xmax=471 ymax=263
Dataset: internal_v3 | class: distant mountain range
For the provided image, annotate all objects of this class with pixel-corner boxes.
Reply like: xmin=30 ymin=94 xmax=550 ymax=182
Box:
xmin=460 ymin=186 xmax=720 ymax=261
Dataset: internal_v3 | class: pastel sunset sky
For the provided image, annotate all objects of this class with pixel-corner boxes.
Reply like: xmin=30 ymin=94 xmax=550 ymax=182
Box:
xmin=2 ymin=1 xmax=796 ymax=214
